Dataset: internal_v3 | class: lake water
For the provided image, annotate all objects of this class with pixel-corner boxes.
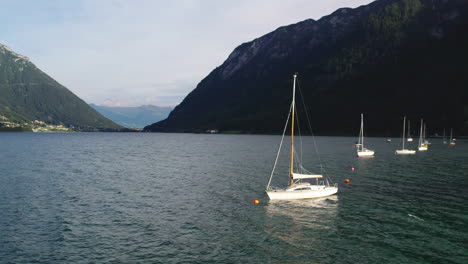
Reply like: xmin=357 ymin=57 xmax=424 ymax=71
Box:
xmin=0 ymin=133 xmax=466 ymax=263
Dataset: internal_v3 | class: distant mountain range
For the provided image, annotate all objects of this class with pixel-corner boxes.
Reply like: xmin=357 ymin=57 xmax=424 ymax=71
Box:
xmin=90 ymin=104 xmax=173 ymax=128
xmin=0 ymin=44 xmax=120 ymax=130
xmin=145 ymin=0 xmax=468 ymax=136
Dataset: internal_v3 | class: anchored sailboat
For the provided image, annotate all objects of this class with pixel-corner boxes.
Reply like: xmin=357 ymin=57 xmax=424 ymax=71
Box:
xmin=418 ymin=119 xmax=428 ymax=151
xmin=395 ymin=116 xmax=416 ymax=155
xmin=442 ymin=128 xmax=447 ymax=144
xmin=422 ymin=123 xmax=431 ymax=145
xmin=356 ymin=113 xmax=374 ymax=157
xmin=449 ymin=128 xmax=456 ymax=146
xmin=407 ymin=120 xmax=413 ymax=142
xmin=266 ymin=74 xmax=338 ymax=200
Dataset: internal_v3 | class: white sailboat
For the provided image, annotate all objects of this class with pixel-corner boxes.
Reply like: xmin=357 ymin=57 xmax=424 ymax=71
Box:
xmin=356 ymin=113 xmax=374 ymax=157
xmin=418 ymin=119 xmax=428 ymax=151
xmin=395 ymin=116 xmax=416 ymax=154
xmin=422 ymin=124 xmax=431 ymax=145
xmin=442 ymin=128 xmax=447 ymax=144
xmin=266 ymin=74 xmax=338 ymax=200
xmin=449 ymin=128 xmax=456 ymax=146
xmin=407 ymin=120 xmax=413 ymax=142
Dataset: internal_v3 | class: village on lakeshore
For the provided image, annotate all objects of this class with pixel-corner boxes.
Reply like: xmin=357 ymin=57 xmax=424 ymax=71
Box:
xmin=0 ymin=115 xmax=70 ymax=132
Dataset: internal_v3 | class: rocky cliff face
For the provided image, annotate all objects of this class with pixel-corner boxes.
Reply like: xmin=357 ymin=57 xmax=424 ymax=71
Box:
xmin=0 ymin=44 xmax=121 ymax=129
xmin=146 ymin=0 xmax=468 ymax=135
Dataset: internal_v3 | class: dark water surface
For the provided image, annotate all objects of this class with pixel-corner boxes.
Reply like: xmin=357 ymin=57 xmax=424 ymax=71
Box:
xmin=0 ymin=133 xmax=467 ymax=263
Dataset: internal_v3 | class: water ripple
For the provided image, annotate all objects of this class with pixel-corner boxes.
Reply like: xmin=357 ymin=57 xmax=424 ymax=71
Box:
xmin=0 ymin=133 xmax=466 ymax=263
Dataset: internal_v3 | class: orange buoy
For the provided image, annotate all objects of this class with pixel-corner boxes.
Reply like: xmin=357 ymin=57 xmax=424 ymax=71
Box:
xmin=344 ymin=179 xmax=350 ymax=184
xmin=351 ymin=167 xmax=355 ymax=171
xmin=253 ymin=200 xmax=260 ymax=205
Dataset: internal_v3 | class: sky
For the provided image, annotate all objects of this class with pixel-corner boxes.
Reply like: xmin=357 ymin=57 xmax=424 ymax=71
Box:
xmin=1 ymin=0 xmax=374 ymax=107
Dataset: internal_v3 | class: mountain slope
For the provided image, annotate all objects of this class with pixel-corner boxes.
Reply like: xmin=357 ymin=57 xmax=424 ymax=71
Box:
xmin=145 ymin=0 xmax=468 ymax=136
xmin=0 ymin=44 xmax=121 ymax=129
xmin=90 ymin=104 xmax=173 ymax=128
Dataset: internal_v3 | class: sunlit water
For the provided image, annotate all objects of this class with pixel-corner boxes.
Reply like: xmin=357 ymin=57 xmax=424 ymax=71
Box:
xmin=0 ymin=133 xmax=466 ymax=263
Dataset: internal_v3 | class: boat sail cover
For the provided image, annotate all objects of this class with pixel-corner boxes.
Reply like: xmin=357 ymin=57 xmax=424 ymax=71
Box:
xmin=292 ymin=173 xmax=323 ymax=179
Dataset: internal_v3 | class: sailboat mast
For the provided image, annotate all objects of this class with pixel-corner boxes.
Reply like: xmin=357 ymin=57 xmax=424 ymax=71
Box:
xmin=407 ymin=120 xmax=411 ymax=138
xmin=423 ymin=123 xmax=426 ymax=140
xmin=419 ymin=118 xmax=423 ymax=146
xmin=361 ymin=113 xmax=364 ymax=150
xmin=289 ymin=74 xmax=297 ymax=186
xmin=402 ymin=116 xmax=406 ymax=149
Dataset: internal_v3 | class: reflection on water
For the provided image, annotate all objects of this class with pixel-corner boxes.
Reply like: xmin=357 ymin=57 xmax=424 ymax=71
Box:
xmin=263 ymin=196 xmax=338 ymax=249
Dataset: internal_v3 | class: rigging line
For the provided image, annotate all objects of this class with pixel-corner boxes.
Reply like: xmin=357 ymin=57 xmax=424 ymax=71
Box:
xmin=296 ymin=77 xmax=326 ymax=175
xmin=292 ymin=114 xmax=312 ymax=174
xmin=293 ymin=149 xmax=302 ymax=173
xmin=266 ymin=102 xmax=293 ymax=190
xmin=295 ymin=102 xmax=303 ymax=167
xmin=293 ymin=152 xmax=311 ymax=174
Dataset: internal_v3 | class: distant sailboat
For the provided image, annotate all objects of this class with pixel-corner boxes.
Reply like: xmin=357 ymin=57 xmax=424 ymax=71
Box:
xmin=418 ymin=119 xmax=428 ymax=151
xmin=266 ymin=74 xmax=338 ymax=200
xmin=407 ymin=120 xmax=413 ymax=142
xmin=442 ymin=128 xmax=447 ymax=144
xmin=396 ymin=116 xmax=416 ymax=154
xmin=356 ymin=113 xmax=374 ymax=157
xmin=449 ymin=128 xmax=456 ymax=146
xmin=422 ymin=124 xmax=431 ymax=145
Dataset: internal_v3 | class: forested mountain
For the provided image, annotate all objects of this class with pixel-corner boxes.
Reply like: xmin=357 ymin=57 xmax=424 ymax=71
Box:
xmin=0 ymin=44 xmax=121 ymax=129
xmin=145 ymin=0 xmax=468 ymax=136
xmin=90 ymin=104 xmax=173 ymax=128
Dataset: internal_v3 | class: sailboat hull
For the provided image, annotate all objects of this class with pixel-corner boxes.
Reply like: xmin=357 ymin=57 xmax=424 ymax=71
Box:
xmin=267 ymin=186 xmax=338 ymax=200
xmin=357 ymin=150 xmax=374 ymax=157
xmin=395 ymin=149 xmax=416 ymax=155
